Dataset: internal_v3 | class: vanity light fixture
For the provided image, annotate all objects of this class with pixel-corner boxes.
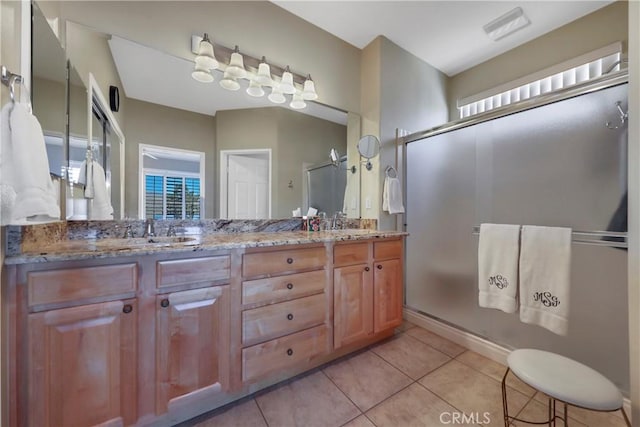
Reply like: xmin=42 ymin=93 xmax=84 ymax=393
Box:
xmin=302 ymin=75 xmax=318 ymax=101
xmin=190 ymin=34 xmax=318 ymax=108
xmin=191 ymin=33 xmax=218 ymax=82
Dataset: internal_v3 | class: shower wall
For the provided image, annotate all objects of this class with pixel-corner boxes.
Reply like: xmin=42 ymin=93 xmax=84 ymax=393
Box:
xmin=405 ymin=83 xmax=630 ymax=393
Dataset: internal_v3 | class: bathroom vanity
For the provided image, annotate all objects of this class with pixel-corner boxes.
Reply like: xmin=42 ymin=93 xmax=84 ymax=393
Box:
xmin=3 ymin=229 xmax=405 ymax=426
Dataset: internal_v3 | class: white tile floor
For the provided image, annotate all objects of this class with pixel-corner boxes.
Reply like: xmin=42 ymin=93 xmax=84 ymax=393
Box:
xmin=181 ymin=322 xmax=628 ymax=427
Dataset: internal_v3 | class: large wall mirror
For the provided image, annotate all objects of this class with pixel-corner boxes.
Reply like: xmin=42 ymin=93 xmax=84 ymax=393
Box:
xmin=32 ymin=1 xmax=361 ymax=221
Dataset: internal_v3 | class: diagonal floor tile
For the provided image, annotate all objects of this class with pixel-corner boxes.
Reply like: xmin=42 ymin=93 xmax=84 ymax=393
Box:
xmin=323 ymin=350 xmax=412 ymax=412
xmin=511 ymin=398 xmax=585 ymax=427
xmin=420 ymin=360 xmax=529 ymax=426
xmin=341 ymin=415 xmax=377 ymax=427
xmin=193 ymin=399 xmax=267 ymax=427
xmin=255 ymin=371 xmax=360 ymax=427
xmin=371 ymin=333 xmax=451 ymax=379
xmin=366 ymin=383 xmax=479 ymax=427
xmin=456 ymin=351 xmax=536 ymax=397
xmin=405 ymin=327 xmax=466 ymax=357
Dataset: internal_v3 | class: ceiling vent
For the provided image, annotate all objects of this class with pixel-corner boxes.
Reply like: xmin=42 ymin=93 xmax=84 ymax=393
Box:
xmin=483 ymin=7 xmax=530 ymax=41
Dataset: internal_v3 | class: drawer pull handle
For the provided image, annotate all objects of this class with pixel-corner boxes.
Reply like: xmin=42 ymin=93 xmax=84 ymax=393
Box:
xmin=377 ymin=264 xmax=383 ymax=270
xmin=286 ymin=258 xmax=294 ymax=264
xmin=160 ymin=299 xmax=170 ymax=308
xmin=287 ymin=348 xmax=293 ymax=356
xmin=364 ymin=267 xmax=370 ymax=272
xmin=287 ymin=283 xmax=294 ymax=290
xmin=287 ymin=313 xmax=294 ymax=320
xmin=123 ymin=304 xmax=133 ymax=314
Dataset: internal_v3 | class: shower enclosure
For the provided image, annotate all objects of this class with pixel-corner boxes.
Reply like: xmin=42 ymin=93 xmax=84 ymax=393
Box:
xmin=404 ymin=75 xmax=629 ymax=393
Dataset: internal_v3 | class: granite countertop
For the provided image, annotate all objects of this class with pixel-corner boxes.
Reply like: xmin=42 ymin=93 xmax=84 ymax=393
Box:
xmin=4 ymin=229 xmax=408 ymax=264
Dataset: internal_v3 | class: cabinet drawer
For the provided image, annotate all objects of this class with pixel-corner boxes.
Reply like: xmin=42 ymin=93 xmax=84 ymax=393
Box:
xmin=242 ymin=270 xmax=325 ymax=306
xmin=243 ymin=247 xmax=326 ymax=278
xmin=242 ymin=324 xmax=328 ymax=382
xmin=374 ymin=240 xmax=402 ymax=260
xmin=28 ymin=263 xmax=137 ymax=308
xmin=334 ymin=242 xmax=368 ymax=266
xmin=156 ymin=255 xmax=230 ymax=288
xmin=243 ymin=294 xmax=325 ymax=346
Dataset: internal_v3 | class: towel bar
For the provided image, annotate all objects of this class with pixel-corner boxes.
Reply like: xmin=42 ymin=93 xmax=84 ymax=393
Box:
xmin=472 ymin=225 xmax=627 ymax=249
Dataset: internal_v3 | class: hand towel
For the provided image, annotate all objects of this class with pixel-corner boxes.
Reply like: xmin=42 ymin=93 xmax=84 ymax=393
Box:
xmin=382 ymin=176 xmax=405 ymax=214
xmin=478 ymin=223 xmax=521 ymax=313
xmin=519 ymin=225 xmax=572 ymax=335
xmin=77 ymin=159 xmax=95 ymax=199
xmin=87 ymin=161 xmax=113 ymax=220
xmin=1 ymin=103 xmax=60 ymax=225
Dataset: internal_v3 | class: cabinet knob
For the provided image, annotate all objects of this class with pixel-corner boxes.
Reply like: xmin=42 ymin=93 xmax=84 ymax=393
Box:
xmin=377 ymin=264 xmax=383 ymax=270
xmin=287 ymin=283 xmax=294 ymax=290
xmin=160 ymin=298 xmax=170 ymax=308
xmin=287 ymin=313 xmax=294 ymax=320
xmin=286 ymin=257 xmax=294 ymax=264
xmin=364 ymin=266 xmax=370 ymax=272
xmin=122 ymin=304 xmax=133 ymax=314
xmin=287 ymin=348 xmax=293 ymax=356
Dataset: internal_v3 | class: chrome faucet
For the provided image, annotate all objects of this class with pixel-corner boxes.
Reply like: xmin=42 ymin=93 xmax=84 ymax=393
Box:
xmin=143 ymin=219 xmax=155 ymax=238
xmin=123 ymin=224 xmax=135 ymax=238
xmin=167 ymin=224 xmax=177 ymax=237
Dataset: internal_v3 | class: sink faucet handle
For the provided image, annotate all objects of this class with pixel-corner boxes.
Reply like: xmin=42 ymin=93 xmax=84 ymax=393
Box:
xmin=143 ymin=219 xmax=156 ymax=238
xmin=123 ymin=224 xmax=135 ymax=238
xmin=167 ymin=224 xmax=177 ymax=237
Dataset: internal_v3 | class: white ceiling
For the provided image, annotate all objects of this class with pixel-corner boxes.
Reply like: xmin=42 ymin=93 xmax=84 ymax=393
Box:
xmin=272 ymin=1 xmax=614 ymax=76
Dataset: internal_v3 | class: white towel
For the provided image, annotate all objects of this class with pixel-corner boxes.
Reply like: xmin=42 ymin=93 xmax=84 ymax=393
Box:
xmin=478 ymin=223 xmax=521 ymax=313
xmin=382 ymin=176 xmax=405 ymax=214
xmin=87 ymin=161 xmax=113 ymax=220
xmin=519 ymin=225 xmax=572 ymax=335
xmin=0 ymin=103 xmax=59 ymax=225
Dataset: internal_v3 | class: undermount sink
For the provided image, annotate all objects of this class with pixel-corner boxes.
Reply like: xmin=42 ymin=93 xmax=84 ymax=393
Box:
xmin=92 ymin=236 xmax=198 ymax=248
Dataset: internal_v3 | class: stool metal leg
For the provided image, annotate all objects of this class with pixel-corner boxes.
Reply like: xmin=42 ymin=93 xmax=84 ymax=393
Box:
xmin=502 ymin=368 xmax=510 ymax=427
xmin=563 ymin=402 xmax=568 ymax=427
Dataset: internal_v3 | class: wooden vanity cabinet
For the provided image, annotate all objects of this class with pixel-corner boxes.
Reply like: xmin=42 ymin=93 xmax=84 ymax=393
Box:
xmin=334 ymin=238 xmax=403 ymax=349
xmin=154 ymin=255 xmax=233 ymax=416
xmin=19 ymin=262 xmax=139 ymax=427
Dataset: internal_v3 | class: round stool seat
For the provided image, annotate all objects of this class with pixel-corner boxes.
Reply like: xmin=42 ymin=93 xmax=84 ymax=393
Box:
xmin=508 ymin=349 xmax=622 ymax=411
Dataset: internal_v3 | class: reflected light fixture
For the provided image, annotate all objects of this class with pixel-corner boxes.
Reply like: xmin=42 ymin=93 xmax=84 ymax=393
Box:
xmin=268 ymin=85 xmax=286 ymax=104
xmin=302 ymin=75 xmax=318 ymax=101
xmin=225 ymin=46 xmax=247 ymax=79
xmin=191 ymin=33 xmax=218 ymax=82
xmin=246 ymin=78 xmax=265 ymax=97
xmin=255 ymin=57 xmax=272 ymax=86
xmin=279 ymin=66 xmax=296 ymax=95
xmin=220 ymin=69 xmax=240 ymax=91
xmin=483 ymin=7 xmax=530 ymax=41
xmin=290 ymin=92 xmax=306 ymax=109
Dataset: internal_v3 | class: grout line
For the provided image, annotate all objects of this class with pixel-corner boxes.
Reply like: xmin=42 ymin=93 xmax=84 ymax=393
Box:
xmin=319 ymin=369 xmax=365 ymax=418
xmin=253 ymin=397 xmax=271 ymax=427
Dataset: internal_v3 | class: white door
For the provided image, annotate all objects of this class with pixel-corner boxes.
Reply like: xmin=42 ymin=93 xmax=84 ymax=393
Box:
xmin=227 ymin=155 xmax=269 ymax=219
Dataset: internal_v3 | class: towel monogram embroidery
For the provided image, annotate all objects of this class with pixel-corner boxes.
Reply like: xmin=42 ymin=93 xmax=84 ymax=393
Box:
xmin=488 ymin=275 xmax=509 ymax=289
xmin=533 ymin=291 xmax=560 ymax=307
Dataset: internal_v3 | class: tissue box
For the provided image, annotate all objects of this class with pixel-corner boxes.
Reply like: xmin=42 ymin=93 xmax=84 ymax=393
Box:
xmin=304 ymin=216 xmax=321 ymax=232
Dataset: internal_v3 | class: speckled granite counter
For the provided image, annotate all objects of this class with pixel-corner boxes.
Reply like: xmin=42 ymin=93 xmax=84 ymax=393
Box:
xmin=5 ymin=229 xmax=407 ymax=264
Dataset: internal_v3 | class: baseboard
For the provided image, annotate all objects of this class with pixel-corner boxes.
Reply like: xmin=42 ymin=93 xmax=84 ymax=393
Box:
xmin=402 ymin=308 xmax=632 ymax=420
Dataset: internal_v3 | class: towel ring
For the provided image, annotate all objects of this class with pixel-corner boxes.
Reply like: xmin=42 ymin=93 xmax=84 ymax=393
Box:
xmin=1 ymin=65 xmax=32 ymax=112
xmin=385 ymin=166 xmax=397 ymax=178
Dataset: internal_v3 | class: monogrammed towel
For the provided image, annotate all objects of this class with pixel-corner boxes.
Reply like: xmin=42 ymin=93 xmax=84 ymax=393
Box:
xmin=519 ymin=225 xmax=572 ymax=335
xmin=478 ymin=223 xmax=521 ymax=313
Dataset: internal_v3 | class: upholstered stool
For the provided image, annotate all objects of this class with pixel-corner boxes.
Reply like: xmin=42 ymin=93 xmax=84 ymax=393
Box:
xmin=502 ymin=349 xmax=631 ymax=427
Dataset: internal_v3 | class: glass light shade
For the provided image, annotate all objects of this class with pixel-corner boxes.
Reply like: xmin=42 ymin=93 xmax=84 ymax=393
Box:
xmin=225 ymin=51 xmax=247 ymax=79
xmin=192 ymin=63 xmax=214 ymax=83
xmin=220 ymin=69 xmax=240 ymax=91
xmin=302 ymin=77 xmax=318 ymax=101
xmin=279 ymin=69 xmax=296 ymax=95
xmin=290 ymin=92 xmax=306 ymax=109
xmin=268 ymin=86 xmax=286 ymax=104
xmin=195 ymin=34 xmax=218 ymax=70
xmin=246 ymin=79 xmax=265 ymax=97
xmin=255 ymin=62 xmax=272 ymax=86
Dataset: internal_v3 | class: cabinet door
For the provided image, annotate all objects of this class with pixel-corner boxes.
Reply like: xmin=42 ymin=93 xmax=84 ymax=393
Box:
xmin=374 ymin=259 xmax=403 ymax=333
xmin=333 ymin=264 xmax=373 ymax=348
xmin=156 ymin=286 xmax=230 ymax=414
xmin=27 ymin=299 xmax=137 ymax=427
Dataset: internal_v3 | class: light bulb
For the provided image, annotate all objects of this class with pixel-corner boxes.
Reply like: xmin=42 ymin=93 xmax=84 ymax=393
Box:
xmin=268 ymin=86 xmax=286 ymax=104
xmin=194 ymin=33 xmax=218 ymax=70
xmin=290 ymin=92 xmax=306 ymax=109
xmin=225 ymin=46 xmax=247 ymax=79
xmin=302 ymin=75 xmax=318 ymax=101
xmin=192 ymin=63 xmax=213 ymax=83
xmin=255 ymin=58 xmax=272 ymax=86
xmin=220 ymin=69 xmax=240 ymax=91
xmin=246 ymin=79 xmax=265 ymax=97
xmin=279 ymin=66 xmax=296 ymax=95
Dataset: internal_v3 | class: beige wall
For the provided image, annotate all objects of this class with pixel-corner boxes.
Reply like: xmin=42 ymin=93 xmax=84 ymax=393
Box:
xmin=216 ymin=107 xmax=346 ymax=218
xmin=32 ymin=77 xmax=66 ymax=136
xmin=53 ymin=1 xmax=361 ymax=114
xmin=124 ymin=98 xmax=216 ymax=218
xmin=448 ymin=1 xmax=629 ymax=119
